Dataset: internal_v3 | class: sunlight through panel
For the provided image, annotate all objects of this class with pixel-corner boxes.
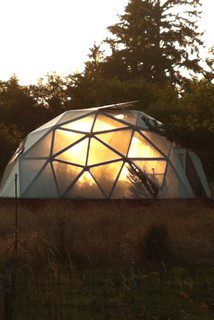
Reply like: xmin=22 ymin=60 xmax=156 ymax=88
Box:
xmin=128 ymin=131 xmax=162 ymax=159
xmin=96 ymin=130 xmax=133 ymax=156
xmin=134 ymin=160 xmax=167 ymax=187
xmin=25 ymin=132 xmax=53 ymax=158
xmin=87 ymin=138 xmax=121 ymax=166
xmin=93 ymin=114 xmax=127 ymax=132
xmin=90 ymin=161 xmax=123 ymax=197
xmin=65 ymin=171 xmax=105 ymax=199
xmin=61 ymin=115 xmax=95 ymax=132
xmin=141 ymin=131 xmax=171 ymax=156
xmin=111 ymin=163 xmax=133 ymax=199
xmin=53 ymin=161 xmax=82 ymax=196
xmin=55 ymin=138 xmax=89 ymax=165
xmin=58 ymin=111 xmax=91 ymax=125
xmin=106 ymin=111 xmax=137 ymax=126
xmin=53 ymin=130 xmax=85 ymax=155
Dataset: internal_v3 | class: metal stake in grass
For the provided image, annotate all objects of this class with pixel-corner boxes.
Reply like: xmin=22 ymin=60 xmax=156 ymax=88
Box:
xmin=13 ymin=173 xmax=18 ymax=257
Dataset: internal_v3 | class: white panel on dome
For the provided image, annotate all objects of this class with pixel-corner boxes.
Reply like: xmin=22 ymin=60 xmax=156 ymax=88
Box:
xmin=0 ymin=161 xmax=17 ymax=194
xmin=188 ymin=151 xmax=211 ymax=198
xmin=25 ymin=132 xmax=53 ymax=158
xmin=20 ymin=159 xmax=47 ymax=195
xmin=32 ymin=114 xmax=64 ymax=133
xmin=0 ymin=161 xmax=20 ymax=198
xmin=58 ymin=110 xmax=93 ymax=125
xmin=22 ymin=163 xmax=58 ymax=198
xmin=65 ymin=171 xmax=105 ymax=199
xmin=24 ymin=128 xmax=51 ymax=153
xmin=168 ymin=148 xmax=194 ymax=197
xmin=159 ymin=162 xmax=193 ymax=199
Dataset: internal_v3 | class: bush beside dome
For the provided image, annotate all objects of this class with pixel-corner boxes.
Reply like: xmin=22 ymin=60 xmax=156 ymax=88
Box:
xmin=0 ymin=103 xmax=211 ymax=199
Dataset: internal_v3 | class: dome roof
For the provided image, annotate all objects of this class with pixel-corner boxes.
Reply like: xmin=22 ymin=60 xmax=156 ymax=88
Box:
xmin=0 ymin=103 xmax=211 ymax=199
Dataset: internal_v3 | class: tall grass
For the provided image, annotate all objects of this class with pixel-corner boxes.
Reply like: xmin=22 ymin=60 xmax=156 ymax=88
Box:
xmin=0 ymin=199 xmax=213 ymax=270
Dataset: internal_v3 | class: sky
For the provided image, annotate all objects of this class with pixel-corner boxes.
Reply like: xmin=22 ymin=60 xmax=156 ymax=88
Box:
xmin=0 ymin=0 xmax=213 ymax=85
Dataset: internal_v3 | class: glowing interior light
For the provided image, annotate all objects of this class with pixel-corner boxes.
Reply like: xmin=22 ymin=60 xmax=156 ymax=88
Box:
xmin=56 ymin=138 xmax=88 ymax=165
xmin=115 ymin=114 xmax=125 ymax=120
xmin=120 ymin=164 xmax=130 ymax=182
xmin=128 ymin=135 xmax=159 ymax=158
xmin=93 ymin=115 xmax=126 ymax=132
xmin=62 ymin=116 xmax=94 ymax=132
xmin=78 ymin=171 xmax=94 ymax=186
xmin=54 ymin=130 xmax=84 ymax=154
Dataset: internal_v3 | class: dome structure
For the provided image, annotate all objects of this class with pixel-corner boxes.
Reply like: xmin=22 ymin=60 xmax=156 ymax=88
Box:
xmin=0 ymin=103 xmax=211 ymax=199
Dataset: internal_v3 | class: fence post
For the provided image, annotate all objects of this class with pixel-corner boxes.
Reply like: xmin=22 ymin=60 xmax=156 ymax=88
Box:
xmin=130 ymin=259 xmax=137 ymax=289
xmin=4 ymin=260 xmax=15 ymax=320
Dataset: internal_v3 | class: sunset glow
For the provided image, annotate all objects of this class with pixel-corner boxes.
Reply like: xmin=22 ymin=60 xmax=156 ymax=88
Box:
xmin=0 ymin=0 xmax=212 ymax=84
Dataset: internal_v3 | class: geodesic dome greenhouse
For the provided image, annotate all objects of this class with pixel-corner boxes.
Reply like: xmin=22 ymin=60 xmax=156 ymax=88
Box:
xmin=0 ymin=103 xmax=211 ymax=199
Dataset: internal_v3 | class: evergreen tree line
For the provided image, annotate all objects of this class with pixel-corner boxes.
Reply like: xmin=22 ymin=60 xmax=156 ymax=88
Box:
xmin=0 ymin=0 xmax=213 ymax=180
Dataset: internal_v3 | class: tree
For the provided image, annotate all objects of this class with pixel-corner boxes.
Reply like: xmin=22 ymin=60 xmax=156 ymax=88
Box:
xmin=103 ymin=0 xmax=209 ymax=85
xmin=147 ymin=80 xmax=214 ymax=178
xmin=30 ymin=73 xmax=72 ymax=118
xmin=0 ymin=76 xmax=47 ymax=135
xmin=0 ymin=124 xmax=22 ymax=178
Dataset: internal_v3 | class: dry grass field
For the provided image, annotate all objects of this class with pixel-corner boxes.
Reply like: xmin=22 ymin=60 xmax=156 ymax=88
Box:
xmin=0 ymin=199 xmax=213 ymax=319
xmin=0 ymin=199 xmax=213 ymax=271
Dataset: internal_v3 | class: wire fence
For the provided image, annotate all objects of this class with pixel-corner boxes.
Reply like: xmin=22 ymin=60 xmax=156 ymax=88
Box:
xmin=1 ymin=260 xmax=214 ymax=320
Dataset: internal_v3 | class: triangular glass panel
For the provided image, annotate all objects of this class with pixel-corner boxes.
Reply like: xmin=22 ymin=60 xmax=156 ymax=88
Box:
xmin=93 ymin=114 xmax=127 ymax=132
xmin=25 ymin=132 xmax=53 ymax=158
xmin=23 ymin=163 xmax=58 ymax=198
xmin=128 ymin=131 xmax=162 ymax=159
xmin=58 ymin=110 xmax=92 ymax=125
xmin=20 ymin=159 xmax=47 ymax=195
xmin=24 ymin=128 xmax=50 ymax=153
xmin=0 ymin=160 xmax=17 ymax=193
xmin=141 ymin=131 xmax=171 ymax=157
xmin=53 ymin=130 xmax=84 ymax=155
xmin=134 ymin=160 xmax=167 ymax=188
xmin=106 ymin=110 xmax=137 ymax=126
xmin=32 ymin=114 xmax=63 ymax=133
xmin=65 ymin=171 xmax=105 ymax=199
xmin=111 ymin=163 xmax=133 ymax=199
xmin=61 ymin=115 xmax=95 ymax=133
xmin=90 ymin=161 xmax=123 ymax=197
xmin=87 ymin=138 xmax=121 ymax=166
xmin=52 ymin=161 xmax=82 ymax=196
xmin=55 ymin=138 xmax=89 ymax=166
xmin=159 ymin=163 xmax=192 ymax=199
xmin=0 ymin=162 xmax=19 ymax=197
xmin=96 ymin=130 xmax=133 ymax=156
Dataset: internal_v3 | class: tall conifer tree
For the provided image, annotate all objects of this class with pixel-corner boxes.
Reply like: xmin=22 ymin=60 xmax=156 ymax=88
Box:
xmin=104 ymin=0 xmax=208 ymax=84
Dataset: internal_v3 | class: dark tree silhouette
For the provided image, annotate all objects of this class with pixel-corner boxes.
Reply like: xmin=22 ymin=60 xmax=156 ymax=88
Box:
xmin=102 ymin=0 xmax=210 ymax=84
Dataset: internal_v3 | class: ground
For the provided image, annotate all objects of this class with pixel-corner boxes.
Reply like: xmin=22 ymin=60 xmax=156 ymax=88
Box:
xmin=0 ymin=199 xmax=213 ymax=319
xmin=0 ymin=199 xmax=213 ymax=269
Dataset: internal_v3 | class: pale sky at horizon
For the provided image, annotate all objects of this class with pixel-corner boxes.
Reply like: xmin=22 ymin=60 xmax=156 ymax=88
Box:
xmin=0 ymin=0 xmax=213 ymax=85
